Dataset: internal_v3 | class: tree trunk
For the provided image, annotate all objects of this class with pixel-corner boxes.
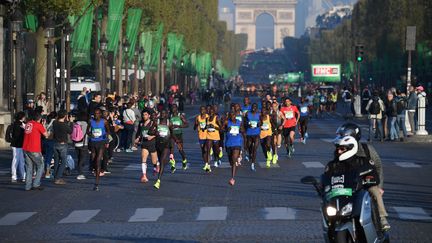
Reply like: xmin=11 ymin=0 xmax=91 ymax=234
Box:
xmin=34 ymin=26 xmax=47 ymax=97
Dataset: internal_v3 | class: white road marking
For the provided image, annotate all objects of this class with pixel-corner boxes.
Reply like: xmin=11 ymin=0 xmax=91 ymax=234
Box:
xmin=0 ymin=212 xmax=36 ymax=226
xmin=124 ymin=164 xmax=141 ymax=171
xmin=320 ymin=138 xmax=334 ymax=143
xmin=0 ymin=170 xmax=9 ymax=175
xmin=302 ymin=162 xmax=325 ymax=168
xmin=128 ymin=208 xmax=164 ymax=222
xmin=58 ymin=210 xmax=100 ymax=224
xmin=258 ymin=162 xmax=280 ymax=168
xmin=393 ymin=207 xmax=432 ymax=220
xmin=394 ymin=162 xmax=421 ymax=168
xmin=263 ymin=207 xmax=296 ymax=220
xmin=196 ymin=207 xmax=227 ymax=221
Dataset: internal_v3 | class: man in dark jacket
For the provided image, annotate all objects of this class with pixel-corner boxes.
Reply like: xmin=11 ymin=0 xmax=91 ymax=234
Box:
xmin=407 ymin=85 xmax=418 ymax=134
xmin=10 ymin=112 xmax=26 ymax=183
xmin=52 ymin=110 xmax=73 ymax=185
xmin=385 ymin=92 xmax=399 ymax=141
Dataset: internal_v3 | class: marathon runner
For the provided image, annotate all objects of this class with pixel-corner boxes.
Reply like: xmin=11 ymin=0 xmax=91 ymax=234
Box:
xmin=204 ymin=106 xmax=222 ymax=172
xmin=223 ymin=112 xmax=244 ymax=186
xmin=280 ymin=97 xmax=300 ymax=158
xmin=135 ymin=109 xmax=158 ymax=183
xmin=270 ymin=101 xmax=283 ymax=163
xmin=154 ymin=110 xmax=173 ymax=189
xmin=298 ymin=97 xmax=310 ymax=144
xmin=169 ymin=104 xmax=189 ymax=172
xmin=87 ymin=108 xmax=110 ymax=191
xmin=194 ymin=106 xmax=208 ymax=172
xmin=260 ymin=107 xmax=274 ymax=167
xmin=245 ymin=103 xmax=260 ymax=171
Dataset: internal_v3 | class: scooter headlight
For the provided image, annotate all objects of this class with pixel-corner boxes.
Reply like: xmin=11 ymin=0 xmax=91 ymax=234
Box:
xmin=326 ymin=206 xmax=337 ymax=216
xmin=341 ymin=203 xmax=353 ymax=216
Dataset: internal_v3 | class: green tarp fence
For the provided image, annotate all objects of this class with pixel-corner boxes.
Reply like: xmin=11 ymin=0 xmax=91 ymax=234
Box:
xmin=24 ymin=15 xmax=37 ymax=32
xmin=195 ymin=52 xmax=212 ymax=78
xmin=149 ymin=23 xmax=164 ymax=71
xmin=106 ymin=0 xmax=124 ymax=55
xmin=70 ymin=0 xmax=94 ymax=66
xmin=166 ymin=33 xmax=184 ymax=70
xmin=125 ymin=8 xmax=142 ymax=62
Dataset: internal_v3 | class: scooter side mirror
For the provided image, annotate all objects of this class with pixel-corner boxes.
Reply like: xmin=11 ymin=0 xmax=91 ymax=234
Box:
xmin=301 ymin=176 xmax=318 ymax=185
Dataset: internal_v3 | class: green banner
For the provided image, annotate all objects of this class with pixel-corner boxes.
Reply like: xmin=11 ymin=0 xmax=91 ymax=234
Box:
xmin=166 ymin=33 xmax=184 ymax=70
xmin=326 ymin=188 xmax=352 ymax=200
xmin=125 ymin=8 xmax=142 ymax=61
xmin=24 ymin=15 xmax=37 ymax=32
xmin=311 ymin=64 xmax=341 ymax=82
xmin=106 ymin=0 xmax=125 ymax=55
xmin=70 ymin=0 xmax=94 ymax=66
xmin=140 ymin=32 xmax=153 ymax=71
xmin=150 ymin=23 xmax=164 ymax=71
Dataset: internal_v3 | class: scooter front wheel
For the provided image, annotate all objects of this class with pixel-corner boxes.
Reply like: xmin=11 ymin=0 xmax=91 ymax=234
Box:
xmin=335 ymin=230 xmax=353 ymax=243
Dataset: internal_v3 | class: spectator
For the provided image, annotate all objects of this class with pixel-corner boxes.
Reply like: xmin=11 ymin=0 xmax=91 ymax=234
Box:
xmin=88 ymin=92 xmax=103 ymax=116
xmin=361 ymin=86 xmax=372 ymax=114
xmin=395 ymin=90 xmax=408 ymax=141
xmin=131 ymin=100 xmax=142 ymax=150
xmin=122 ymin=102 xmax=136 ymax=152
xmin=42 ymin=111 xmax=57 ymax=179
xmin=10 ymin=111 xmax=26 ymax=183
xmin=52 ymin=110 xmax=73 ymax=185
xmin=36 ymin=92 xmax=49 ymax=116
xmin=74 ymin=112 xmax=88 ymax=180
xmin=77 ymin=87 xmax=90 ymax=113
xmin=22 ymin=111 xmax=48 ymax=191
xmin=366 ymin=90 xmax=385 ymax=141
xmin=24 ymin=99 xmax=35 ymax=118
xmin=341 ymin=87 xmax=352 ymax=117
xmin=406 ymin=85 xmax=418 ymax=135
xmin=385 ymin=92 xmax=399 ymax=141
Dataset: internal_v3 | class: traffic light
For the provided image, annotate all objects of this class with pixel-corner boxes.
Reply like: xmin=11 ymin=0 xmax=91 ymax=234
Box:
xmin=355 ymin=44 xmax=364 ymax=62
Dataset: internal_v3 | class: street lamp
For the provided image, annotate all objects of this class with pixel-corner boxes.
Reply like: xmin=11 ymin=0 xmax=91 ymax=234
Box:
xmin=45 ymin=17 xmax=55 ymax=112
xmin=11 ymin=9 xmax=23 ymax=113
xmin=180 ymin=59 xmax=184 ymax=67
xmin=100 ymin=34 xmax=108 ymax=99
xmin=64 ymin=23 xmax=73 ymax=112
xmin=138 ymin=47 xmax=145 ymax=94
xmin=133 ymin=48 xmax=139 ymax=95
xmin=162 ymin=53 xmax=167 ymax=64
xmin=123 ymin=38 xmax=130 ymax=95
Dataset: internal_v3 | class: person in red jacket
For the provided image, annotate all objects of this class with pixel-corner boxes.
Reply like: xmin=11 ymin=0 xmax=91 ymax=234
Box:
xmin=279 ymin=97 xmax=300 ymax=158
xmin=22 ymin=112 xmax=49 ymax=191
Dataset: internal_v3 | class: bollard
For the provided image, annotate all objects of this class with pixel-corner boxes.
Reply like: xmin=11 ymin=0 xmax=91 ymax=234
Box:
xmin=416 ymin=94 xmax=428 ymax=135
xmin=354 ymin=94 xmax=362 ymax=117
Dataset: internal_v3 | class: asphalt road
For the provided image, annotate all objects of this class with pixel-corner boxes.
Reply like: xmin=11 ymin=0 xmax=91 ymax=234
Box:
xmin=0 ymin=100 xmax=431 ymax=242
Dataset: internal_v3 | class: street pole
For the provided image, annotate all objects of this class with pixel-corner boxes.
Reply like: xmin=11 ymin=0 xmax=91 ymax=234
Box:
xmin=133 ymin=51 xmax=138 ymax=96
xmin=123 ymin=39 xmax=130 ymax=95
xmin=60 ymin=29 xmax=66 ymax=110
xmin=45 ymin=17 xmax=55 ymax=112
xmin=405 ymin=26 xmax=416 ymax=132
xmin=11 ymin=9 xmax=23 ymax=113
xmin=64 ymin=23 xmax=72 ymax=112
xmin=416 ymin=93 xmax=429 ymax=135
xmin=0 ymin=4 xmax=6 ymax=110
xmin=99 ymin=34 xmax=108 ymax=100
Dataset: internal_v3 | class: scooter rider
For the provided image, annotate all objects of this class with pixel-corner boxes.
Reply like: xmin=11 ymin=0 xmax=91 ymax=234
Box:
xmin=326 ymin=135 xmax=390 ymax=231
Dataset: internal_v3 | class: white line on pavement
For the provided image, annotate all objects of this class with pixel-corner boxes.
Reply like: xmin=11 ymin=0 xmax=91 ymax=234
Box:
xmin=124 ymin=164 xmax=141 ymax=171
xmin=263 ymin=207 xmax=296 ymax=220
xmin=58 ymin=210 xmax=100 ymax=224
xmin=302 ymin=162 xmax=325 ymax=168
xmin=393 ymin=207 xmax=432 ymax=220
xmin=196 ymin=207 xmax=227 ymax=221
xmin=128 ymin=208 xmax=164 ymax=222
xmin=394 ymin=162 xmax=421 ymax=168
xmin=320 ymin=138 xmax=334 ymax=143
xmin=0 ymin=212 xmax=36 ymax=226
xmin=0 ymin=170 xmax=9 ymax=175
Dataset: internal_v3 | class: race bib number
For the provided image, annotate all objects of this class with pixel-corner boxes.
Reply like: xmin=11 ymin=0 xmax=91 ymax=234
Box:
xmin=158 ymin=127 xmax=169 ymax=137
xmin=230 ymin=126 xmax=239 ymax=135
xmin=249 ymin=121 xmax=258 ymax=128
xmin=92 ymin=128 xmax=102 ymax=138
xmin=173 ymin=121 xmax=181 ymax=126
xmin=300 ymin=107 xmax=308 ymax=113
xmin=285 ymin=111 xmax=294 ymax=119
xmin=207 ymin=127 xmax=216 ymax=132
xmin=261 ymin=123 xmax=270 ymax=130
xmin=142 ymin=129 xmax=149 ymax=138
xmin=199 ymin=122 xmax=206 ymax=129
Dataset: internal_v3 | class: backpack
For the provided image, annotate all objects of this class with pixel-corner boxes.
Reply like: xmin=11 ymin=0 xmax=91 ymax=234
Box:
xmin=345 ymin=91 xmax=352 ymax=100
xmin=71 ymin=122 xmax=84 ymax=142
xmin=369 ymin=98 xmax=381 ymax=115
xmin=5 ymin=124 xmax=13 ymax=143
xmin=396 ymin=97 xmax=407 ymax=114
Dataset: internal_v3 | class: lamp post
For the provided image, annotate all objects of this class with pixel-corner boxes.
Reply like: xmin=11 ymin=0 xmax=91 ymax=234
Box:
xmin=138 ymin=47 xmax=145 ymax=94
xmin=64 ymin=23 xmax=73 ymax=112
xmin=11 ymin=9 xmax=23 ymax=113
xmin=123 ymin=39 xmax=130 ymax=95
xmin=45 ymin=17 xmax=55 ymax=112
xmin=100 ymin=34 xmax=108 ymax=100
xmin=133 ymin=49 xmax=138 ymax=96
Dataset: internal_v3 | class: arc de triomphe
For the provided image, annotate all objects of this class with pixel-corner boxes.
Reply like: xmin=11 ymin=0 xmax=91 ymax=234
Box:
xmin=233 ymin=0 xmax=297 ymax=50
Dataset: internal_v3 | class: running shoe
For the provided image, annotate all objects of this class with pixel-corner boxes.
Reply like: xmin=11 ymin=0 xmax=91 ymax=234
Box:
xmin=77 ymin=174 xmax=86 ymax=180
xmin=93 ymin=185 xmax=99 ymax=191
xmin=305 ymin=132 xmax=309 ymax=138
xmin=203 ymin=163 xmax=211 ymax=173
xmin=229 ymin=178 xmax=235 ymax=186
xmin=245 ymin=154 xmax=249 ymax=162
xmin=218 ymin=159 xmax=222 ymax=166
xmin=154 ymin=179 xmax=161 ymax=189
xmin=214 ymin=160 xmax=219 ymax=168
xmin=266 ymin=160 xmax=271 ymax=168
xmin=251 ymin=163 xmax=256 ymax=171
xmin=171 ymin=165 xmax=176 ymax=174
xmin=303 ymin=137 xmax=307 ymax=144
xmin=182 ymin=160 xmax=188 ymax=170
xmin=272 ymin=154 xmax=278 ymax=164
xmin=140 ymin=174 xmax=149 ymax=183
xmin=266 ymin=151 xmax=272 ymax=161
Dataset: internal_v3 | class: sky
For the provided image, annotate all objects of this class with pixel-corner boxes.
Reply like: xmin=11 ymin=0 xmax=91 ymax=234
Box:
xmin=218 ymin=0 xmax=358 ymax=49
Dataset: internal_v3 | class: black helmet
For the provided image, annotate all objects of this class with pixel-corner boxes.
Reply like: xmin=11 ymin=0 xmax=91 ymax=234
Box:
xmin=336 ymin=122 xmax=361 ymax=141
